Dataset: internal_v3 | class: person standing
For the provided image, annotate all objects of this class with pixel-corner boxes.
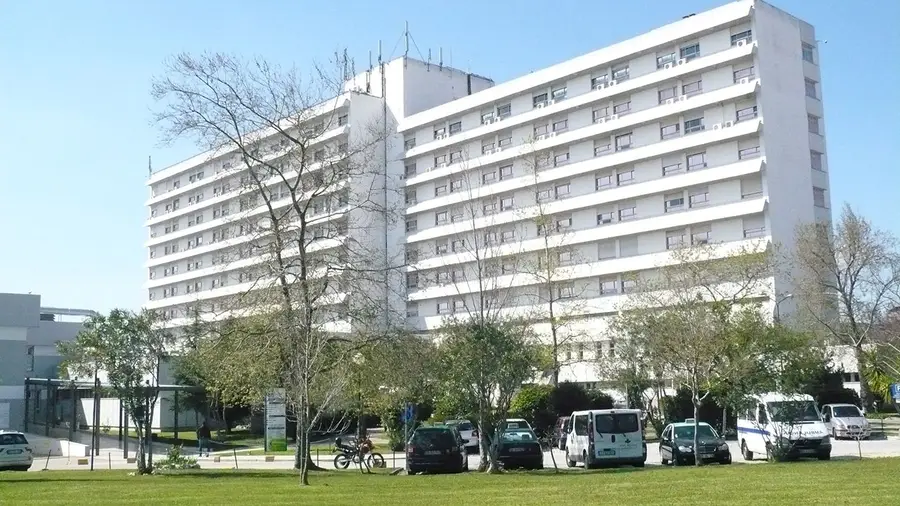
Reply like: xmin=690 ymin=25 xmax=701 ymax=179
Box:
xmin=197 ymin=421 xmax=212 ymax=457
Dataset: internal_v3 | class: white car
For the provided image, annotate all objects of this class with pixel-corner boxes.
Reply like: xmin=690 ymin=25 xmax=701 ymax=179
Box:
xmin=822 ymin=404 xmax=871 ymax=440
xmin=0 ymin=431 xmax=34 ymax=471
xmin=445 ymin=420 xmax=479 ymax=453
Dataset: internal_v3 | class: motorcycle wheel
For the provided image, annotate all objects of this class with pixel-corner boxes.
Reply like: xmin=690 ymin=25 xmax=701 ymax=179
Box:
xmin=367 ymin=452 xmax=385 ymax=468
xmin=333 ymin=454 xmax=351 ymax=469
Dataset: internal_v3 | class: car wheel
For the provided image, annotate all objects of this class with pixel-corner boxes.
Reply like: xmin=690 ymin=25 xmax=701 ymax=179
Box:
xmin=817 ymin=452 xmax=831 ymax=461
xmin=583 ymin=451 xmax=593 ymax=470
xmin=634 ymin=461 xmax=645 ymax=468
xmin=672 ymin=455 xmax=680 ymax=467
xmin=661 ymin=458 xmax=669 ymax=465
xmin=741 ymin=440 xmax=753 ymax=461
xmin=720 ymin=455 xmax=732 ymax=465
xmin=565 ymin=450 xmax=575 ymax=468
xmin=407 ymin=465 xmax=420 ymax=475
xmin=831 ymin=427 xmax=837 ymax=440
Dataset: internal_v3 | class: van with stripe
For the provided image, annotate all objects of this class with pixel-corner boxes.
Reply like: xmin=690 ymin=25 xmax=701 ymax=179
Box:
xmin=737 ymin=393 xmax=831 ymax=461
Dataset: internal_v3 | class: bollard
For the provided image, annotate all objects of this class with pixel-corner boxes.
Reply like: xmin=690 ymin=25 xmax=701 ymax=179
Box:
xmin=108 ymin=453 xmax=112 ymax=470
xmin=265 ymin=455 xmax=275 ymax=462
xmin=233 ymin=449 xmax=238 ymax=470
xmin=214 ymin=456 xmax=221 ymax=463
xmin=43 ymin=451 xmax=52 ymax=471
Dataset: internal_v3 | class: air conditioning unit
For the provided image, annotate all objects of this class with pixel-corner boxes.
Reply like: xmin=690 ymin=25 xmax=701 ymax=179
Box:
xmin=536 ymin=134 xmax=547 ymax=141
xmin=494 ymin=116 xmax=503 ymax=122
xmin=548 ymin=99 xmax=556 ymax=105
xmin=548 ymin=132 xmax=557 ymax=137
xmin=665 ymin=98 xmax=675 ymax=105
xmin=436 ymin=162 xmax=447 ymax=168
xmin=712 ymin=123 xmax=722 ymax=130
xmin=593 ymin=83 xmax=606 ymax=91
xmin=495 ymin=146 xmax=503 ymax=152
xmin=610 ymin=114 xmax=619 ymax=121
xmin=679 ymin=95 xmax=688 ymax=101
xmin=596 ymin=117 xmax=606 ymax=124
xmin=608 ymin=80 xmax=617 ymax=87
xmin=739 ymin=77 xmax=750 ymax=85
xmin=724 ymin=121 xmax=734 ymax=128
xmin=537 ymin=102 xmax=546 ymax=108
xmin=664 ymin=63 xmax=673 ymax=70
xmin=737 ymin=39 xmax=746 ymax=47
xmin=677 ymin=58 xmax=686 ymax=65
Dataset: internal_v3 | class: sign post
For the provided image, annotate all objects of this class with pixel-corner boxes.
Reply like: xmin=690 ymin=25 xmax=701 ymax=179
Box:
xmin=400 ymin=402 xmax=414 ymax=450
xmin=265 ymin=389 xmax=287 ymax=452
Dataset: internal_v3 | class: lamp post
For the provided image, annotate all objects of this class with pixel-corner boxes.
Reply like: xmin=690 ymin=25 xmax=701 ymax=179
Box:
xmin=775 ymin=293 xmax=793 ymax=323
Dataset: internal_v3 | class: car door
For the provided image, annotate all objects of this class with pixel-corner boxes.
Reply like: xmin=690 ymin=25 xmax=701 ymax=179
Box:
xmin=659 ymin=426 xmax=672 ymax=461
xmin=822 ymin=406 xmax=833 ymax=432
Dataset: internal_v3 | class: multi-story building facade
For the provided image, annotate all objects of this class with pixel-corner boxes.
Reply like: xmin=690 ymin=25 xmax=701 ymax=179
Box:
xmin=396 ymin=0 xmax=831 ymax=385
xmin=144 ymin=0 xmax=831 ymax=389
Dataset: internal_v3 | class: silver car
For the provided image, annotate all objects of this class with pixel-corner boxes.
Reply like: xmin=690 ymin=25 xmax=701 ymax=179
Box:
xmin=0 ymin=431 xmax=34 ymax=471
xmin=445 ymin=420 xmax=479 ymax=453
xmin=821 ymin=404 xmax=871 ymax=440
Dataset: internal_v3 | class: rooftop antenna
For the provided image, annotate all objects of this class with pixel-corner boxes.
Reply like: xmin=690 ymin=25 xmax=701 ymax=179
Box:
xmin=427 ymin=48 xmax=432 ymax=71
xmin=404 ymin=21 xmax=410 ymax=59
xmin=378 ymin=40 xmax=382 ymax=65
xmin=147 ymin=155 xmax=152 ymax=176
xmin=439 ymin=47 xmax=443 ymax=71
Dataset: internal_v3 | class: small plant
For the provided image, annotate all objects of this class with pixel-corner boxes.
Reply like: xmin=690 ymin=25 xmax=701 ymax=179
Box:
xmin=154 ymin=445 xmax=200 ymax=472
xmin=101 ymin=425 xmax=111 ymax=435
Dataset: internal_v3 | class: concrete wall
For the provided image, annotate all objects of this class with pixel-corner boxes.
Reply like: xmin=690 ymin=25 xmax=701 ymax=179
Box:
xmin=0 ymin=293 xmax=40 ymax=430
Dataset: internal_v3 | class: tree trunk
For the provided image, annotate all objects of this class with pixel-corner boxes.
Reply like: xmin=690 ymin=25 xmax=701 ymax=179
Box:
xmin=722 ymin=407 xmax=727 ymax=437
xmin=477 ymin=412 xmax=489 ymax=472
xmin=298 ymin=399 xmax=310 ymax=486
xmin=485 ymin=430 xmax=502 ymax=474
xmin=855 ymin=344 xmax=874 ymax=411
xmin=692 ymin=399 xmax=702 ymax=467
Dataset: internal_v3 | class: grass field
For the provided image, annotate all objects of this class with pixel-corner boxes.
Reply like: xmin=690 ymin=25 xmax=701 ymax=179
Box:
xmin=2 ymin=458 xmax=900 ymax=505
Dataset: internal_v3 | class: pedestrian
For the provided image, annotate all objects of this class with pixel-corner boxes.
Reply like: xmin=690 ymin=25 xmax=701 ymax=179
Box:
xmin=197 ymin=421 xmax=212 ymax=457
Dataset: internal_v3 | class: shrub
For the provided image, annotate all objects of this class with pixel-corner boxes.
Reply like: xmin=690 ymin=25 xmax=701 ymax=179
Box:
xmin=154 ymin=445 xmax=200 ymax=472
xmin=510 ymin=385 xmax=554 ymax=438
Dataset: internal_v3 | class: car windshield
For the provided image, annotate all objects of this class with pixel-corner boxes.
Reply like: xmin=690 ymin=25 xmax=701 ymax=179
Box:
xmin=502 ymin=430 xmax=536 ymax=442
xmin=768 ymin=401 xmax=820 ymax=422
xmin=504 ymin=421 xmax=528 ymax=430
xmin=832 ymin=406 xmax=862 ymax=418
xmin=412 ymin=429 xmax=455 ymax=448
xmin=0 ymin=434 xmax=28 ymax=445
xmin=452 ymin=422 xmax=474 ymax=431
xmin=594 ymin=413 xmax=640 ymax=433
xmin=673 ymin=425 xmax=718 ymax=440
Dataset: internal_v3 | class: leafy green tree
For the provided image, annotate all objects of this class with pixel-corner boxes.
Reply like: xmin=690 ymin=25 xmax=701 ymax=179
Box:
xmin=510 ymin=385 xmax=554 ymax=438
xmin=58 ymin=309 xmax=174 ymax=475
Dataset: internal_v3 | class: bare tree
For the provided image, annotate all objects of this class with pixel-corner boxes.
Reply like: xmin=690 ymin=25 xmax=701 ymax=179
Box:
xmin=152 ymin=52 xmax=395 ymax=485
xmin=792 ymin=204 xmax=900 ymax=409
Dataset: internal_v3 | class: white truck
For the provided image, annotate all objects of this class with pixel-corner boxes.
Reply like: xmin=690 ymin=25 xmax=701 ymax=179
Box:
xmin=737 ymin=393 xmax=831 ymax=461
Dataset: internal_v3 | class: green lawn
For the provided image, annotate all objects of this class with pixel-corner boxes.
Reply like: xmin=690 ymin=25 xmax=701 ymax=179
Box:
xmin=3 ymin=459 xmax=900 ymax=505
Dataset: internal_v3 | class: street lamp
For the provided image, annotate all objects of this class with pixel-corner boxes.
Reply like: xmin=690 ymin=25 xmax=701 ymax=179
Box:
xmin=775 ymin=293 xmax=793 ymax=322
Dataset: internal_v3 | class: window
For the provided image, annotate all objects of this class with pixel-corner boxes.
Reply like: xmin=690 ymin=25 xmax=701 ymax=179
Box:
xmin=805 ymin=79 xmax=818 ymax=99
xmin=612 ymin=65 xmax=629 ymax=82
xmin=666 ymin=229 xmax=685 ymax=249
xmin=557 ymin=283 xmax=575 ymax=299
xmin=552 ymin=119 xmax=568 ymax=132
xmin=618 ymin=205 xmax=636 ymax=221
xmin=596 ymin=173 xmax=613 ymax=190
xmin=437 ymin=301 xmax=451 ymax=314
xmin=613 ymin=101 xmax=631 ymax=115
xmin=663 ymin=162 xmax=683 ymax=176
xmin=555 ymin=183 xmax=570 ymax=199
xmin=621 ymin=279 xmax=636 ymax=294
xmin=497 ymin=103 xmax=511 ymax=118
xmin=594 ymin=141 xmax=611 ymax=157
xmin=739 ymin=146 xmax=760 ymax=159
xmin=597 ymin=211 xmax=614 ymax=225
xmin=600 ymin=278 xmax=618 ymax=295
xmin=598 ymin=241 xmax=616 ymax=260
xmin=615 ymin=133 xmax=632 ymax=151
xmin=483 ymin=230 xmax=498 ymax=244
xmin=405 ymin=191 xmax=417 ymax=205
xmin=499 ymin=165 xmax=513 ymax=180
xmin=659 ymin=86 xmax=677 ymax=103
xmin=734 ymin=66 xmax=755 ymax=82
xmin=435 ymin=240 xmax=449 ymax=254
xmin=556 ymin=216 xmax=572 ymax=231
xmin=483 ymin=201 xmax=497 ymax=215
xmin=406 ymin=303 xmax=419 ymax=318
xmin=680 ymin=43 xmax=700 ymax=61
xmin=482 ymin=140 xmax=495 ymax=154
xmin=433 ymin=126 xmax=446 ymax=139
xmin=692 ymin=224 xmax=712 ymax=245
xmin=808 ymin=114 xmax=821 ymax=134
xmin=661 ymin=123 xmax=680 ymax=139
xmin=534 ymin=124 xmax=549 ymax=138
xmin=501 ymin=230 xmax=516 ymax=243
xmin=435 ymin=211 xmax=448 ymax=225
xmin=500 ymin=196 xmax=514 ymax=211
xmin=434 ymin=184 xmax=447 ymax=196
xmin=684 ymin=118 xmax=704 ymax=134
xmin=536 ymin=188 xmax=552 ymax=202
xmin=437 ymin=270 xmax=451 ymax=284
xmin=665 ymin=192 xmax=685 ymax=212
xmin=482 ymin=170 xmax=497 ymax=184
xmin=592 ymin=107 xmax=609 ymax=123
xmin=405 ymin=163 xmax=417 ymax=177
xmin=404 ymin=137 xmax=416 ymax=150
xmin=533 ymin=92 xmax=549 ymax=108
xmin=731 ymin=30 xmax=752 ymax=46
xmin=449 ymin=151 xmax=463 ymax=164
xmin=338 ymin=114 xmax=348 ymax=126
xmin=616 ymin=170 xmax=634 ymax=186
xmin=657 ymin=52 xmax=676 ymax=69
xmin=450 ymin=208 xmax=463 ymax=222
xmin=736 ymin=106 xmax=758 ymax=122
xmin=554 ymin=153 xmax=570 ymax=167
xmin=498 ymin=136 xmax=512 ymax=148
xmin=802 ymin=42 xmax=815 ymax=63
xmin=405 ymin=220 xmax=417 ymax=232
xmin=591 ymin=75 xmax=609 ymax=89
xmin=811 ymin=150 xmax=824 ymax=171
xmin=682 ymin=80 xmax=702 ymax=97
xmin=813 ymin=187 xmax=827 ymax=208
xmin=689 ymin=187 xmax=710 ymax=207
xmin=434 ymin=154 xmax=447 ymax=166
xmin=449 ymin=121 xmax=462 ymax=135
xmin=551 ymin=86 xmax=567 ymax=101
xmin=452 ymin=239 xmax=465 ymax=252
xmin=450 ymin=179 xmax=463 ymax=193
xmin=687 ymin=152 xmax=707 ymax=170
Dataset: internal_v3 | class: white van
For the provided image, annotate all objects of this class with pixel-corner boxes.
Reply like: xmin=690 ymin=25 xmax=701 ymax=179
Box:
xmin=565 ymin=409 xmax=646 ymax=468
xmin=737 ymin=393 xmax=831 ymax=461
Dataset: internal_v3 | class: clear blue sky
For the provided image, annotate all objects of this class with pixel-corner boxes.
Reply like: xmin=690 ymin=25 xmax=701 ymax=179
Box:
xmin=1 ymin=0 xmax=897 ymax=312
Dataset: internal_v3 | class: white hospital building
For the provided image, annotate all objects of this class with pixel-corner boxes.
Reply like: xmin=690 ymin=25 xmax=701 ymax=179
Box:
xmin=144 ymin=0 xmax=832 ymax=386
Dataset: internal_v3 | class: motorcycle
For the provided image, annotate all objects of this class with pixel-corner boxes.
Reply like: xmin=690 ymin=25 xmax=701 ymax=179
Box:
xmin=333 ymin=436 xmax=385 ymax=469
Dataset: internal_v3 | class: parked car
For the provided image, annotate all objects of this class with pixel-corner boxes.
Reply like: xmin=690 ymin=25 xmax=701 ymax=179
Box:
xmin=406 ymin=426 xmax=468 ymax=475
xmin=445 ymin=419 xmax=479 ymax=453
xmin=0 ymin=431 xmax=33 ymax=471
xmin=553 ymin=416 xmax=570 ymax=450
xmin=497 ymin=423 xmax=543 ymax=470
xmin=565 ymin=409 xmax=646 ymax=468
xmin=822 ymin=403 xmax=871 ymax=440
xmin=501 ymin=418 xmax=534 ymax=432
xmin=659 ymin=420 xmax=731 ymax=466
